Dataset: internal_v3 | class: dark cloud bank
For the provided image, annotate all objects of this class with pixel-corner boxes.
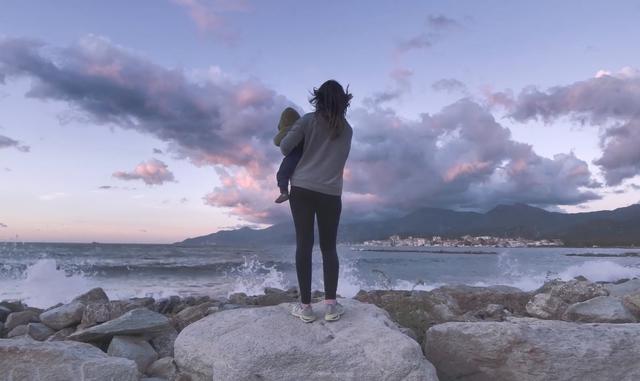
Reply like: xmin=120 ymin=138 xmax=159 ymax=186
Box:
xmin=488 ymin=68 xmax=640 ymax=186
xmin=0 ymin=35 xmax=604 ymax=223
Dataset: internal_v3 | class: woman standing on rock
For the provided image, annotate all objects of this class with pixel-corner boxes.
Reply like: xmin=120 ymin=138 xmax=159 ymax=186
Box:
xmin=279 ymin=80 xmax=353 ymax=323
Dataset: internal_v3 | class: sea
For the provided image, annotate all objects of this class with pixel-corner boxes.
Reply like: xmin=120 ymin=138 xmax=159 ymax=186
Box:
xmin=1 ymin=242 xmax=640 ymax=308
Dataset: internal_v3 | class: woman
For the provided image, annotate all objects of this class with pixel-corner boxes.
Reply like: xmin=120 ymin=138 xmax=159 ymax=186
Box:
xmin=279 ymin=80 xmax=353 ymax=323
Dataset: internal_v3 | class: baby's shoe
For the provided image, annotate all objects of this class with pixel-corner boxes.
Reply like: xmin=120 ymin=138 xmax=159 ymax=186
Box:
xmin=275 ymin=192 xmax=289 ymax=203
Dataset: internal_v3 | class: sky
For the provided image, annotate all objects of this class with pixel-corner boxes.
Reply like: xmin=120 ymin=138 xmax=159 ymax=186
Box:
xmin=1 ymin=0 xmax=640 ymax=243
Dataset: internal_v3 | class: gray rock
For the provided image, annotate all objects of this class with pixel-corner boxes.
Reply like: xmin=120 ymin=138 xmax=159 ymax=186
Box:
xmin=141 ymin=378 xmax=168 ymax=381
xmin=0 ymin=338 xmax=139 ymax=380
xmin=26 ymin=322 xmax=55 ymax=341
xmin=623 ymin=292 xmax=640 ymax=318
xmin=5 ymin=310 xmax=40 ymax=331
xmin=150 ymin=327 xmax=178 ymax=358
xmin=526 ymin=293 xmax=568 ymax=319
xmin=173 ymin=302 xmax=216 ymax=331
xmin=39 ymin=301 xmax=86 ymax=330
xmin=73 ymin=287 xmax=110 ymax=304
xmin=80 ymin=300 xmax=139 ymax=328
xmin=46 ymin=327 xmax=76 ymax=341
xmin=108 ymin=335 xmax=158 ymax=372
xmin=8 ymin=324 xmax=28 ymax=338
xmin=606 ymin=279 xmax=640 ymax=297
xmin=543 ymin=279 xmax=609 ymax=304
xmin=563 ymin=296 xmax=637 ymax=323
xmin=0 ymin=300 xmax=25 ymax=313
xmin=425 ymin=318 xmax=640 ymax=381
xmin=69 ymin=307 xmax=171 ymax=342
xmin=147 ymin=356 xmax=177 ymax=380
xmin=174 ymin=298 xmax=438 ymax=381
xmin=0 ymin=305 xmax=11 ymax=322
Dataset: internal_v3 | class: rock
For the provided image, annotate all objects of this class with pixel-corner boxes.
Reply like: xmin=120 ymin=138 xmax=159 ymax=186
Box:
xmin=425 ymin=318 xmax=640 ymax=381
xmin=151 ymin=327 xmax=178 ymax=358
xmin=5 ymin=310 xmax=40 ymax=331
xmin=155 ymin=296 xmax=182 ymax=314
xmin=227 ymin=292 xmax=249 ymax=305
xmin=80 ymin=300 xmax=142 ymax=328
xmin=174 ymin=298 xmax=438 ymax=381
xmin=46 ymin=327 xmax=76 ymax=341
xmin=471 ymin=303 xmax=509 ymax=320
xmin=253 ymin=288 xmax=298 ymax=306
xmin=0 ymin=337 xmax=139 ymax=380
xmin=432 ymin=285 xmax=531 ymax=316
xmin=142 ymin=378 xmax=168 ymax=381
xmin=563 ymin=296 xmax=637 ymax=323
xmin=147 ymin=356 xmax=178 ymax=380
xmin=542 ymin=279 xmax=609 ymax=304
xmin=108 ymin=335 xmax=158 ymax=372
xmin=622 ymin=292 xmax=640 ymax=318
xmin=0 ymin=321 xmax=3 ymax=336
xmin=26 ymin=322 xmax=55 ymax=341
xmin=73 ymin=287 xmax=110 ymax=304
xmin=39 ymin=301 xmax=86 ymax=330
xmin=69 ymin=307 xmax=171 ymax=342
xmin=7 ymin=324 xmax=28 ymax=338
xmin=173 ymin=302 xmax=217 ymax=331
xmin=0 ymin=305 xmax=11 ymax=322
xmin=0 ymin=300 xmax=25 ymax=313
xmin=526 ymin=293 xmax=568 ymax=319
xmin=605 ymin=279 xmax=640 ymax=297
xmin=355 ymin=289 xmax=458 ymax=345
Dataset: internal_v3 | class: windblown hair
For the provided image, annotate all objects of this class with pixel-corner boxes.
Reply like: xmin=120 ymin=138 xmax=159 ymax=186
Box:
xmin=309 ymin=80 xmax=353 ymax=139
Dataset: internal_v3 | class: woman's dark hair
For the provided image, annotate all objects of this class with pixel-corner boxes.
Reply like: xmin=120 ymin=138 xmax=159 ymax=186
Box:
xmin=309 ymin=80 xmax=352 ymax=139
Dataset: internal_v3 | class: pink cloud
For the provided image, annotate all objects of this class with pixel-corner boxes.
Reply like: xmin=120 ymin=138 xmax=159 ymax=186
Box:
xmin=113 ymin=159 xmax=176 ymax=186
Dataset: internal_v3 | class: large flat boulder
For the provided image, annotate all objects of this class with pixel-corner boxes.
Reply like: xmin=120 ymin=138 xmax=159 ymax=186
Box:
xmin=0 ymin=338 xmax=139 ymax=380
xmin=69 ymin=308 xmax=171 ymax=342
xmin=174 ymin=299 xmax=438 ymax=381
xmin=562 ymin=296 xmax=637 ymax=323
xmin=425 ymin=318 xmax=640 ymax=381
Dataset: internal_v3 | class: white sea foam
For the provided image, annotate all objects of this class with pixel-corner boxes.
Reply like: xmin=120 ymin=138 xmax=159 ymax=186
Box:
xmin=5 ymin=259 xmax=95 ymax=308
xmin=557 ymin=261 xmax=640 ymax=282
xmin=226 ymin=256 xmax=290 ymax=297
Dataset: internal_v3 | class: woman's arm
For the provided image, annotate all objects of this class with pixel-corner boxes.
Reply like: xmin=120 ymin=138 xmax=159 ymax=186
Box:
xmin=280 ymin=114 xmax=307 ymax=155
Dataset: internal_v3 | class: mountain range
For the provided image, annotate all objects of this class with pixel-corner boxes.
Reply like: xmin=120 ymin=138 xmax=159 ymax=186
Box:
xmin=178 ymin=203 xmax=640 ymax=247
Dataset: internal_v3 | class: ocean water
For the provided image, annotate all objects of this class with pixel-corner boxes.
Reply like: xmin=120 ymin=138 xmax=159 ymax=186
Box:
xmin=1 ymin=242 xmax=640 ymax=308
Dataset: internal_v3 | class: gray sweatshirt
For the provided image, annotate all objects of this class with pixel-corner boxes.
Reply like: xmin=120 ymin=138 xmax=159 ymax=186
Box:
xmin=280 ymin=112 xmax=352 ymax=196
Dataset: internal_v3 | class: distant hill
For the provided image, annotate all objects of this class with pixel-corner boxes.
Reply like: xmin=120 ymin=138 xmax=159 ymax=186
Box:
xmin=177 ymin=203 xmax=640 ymax=247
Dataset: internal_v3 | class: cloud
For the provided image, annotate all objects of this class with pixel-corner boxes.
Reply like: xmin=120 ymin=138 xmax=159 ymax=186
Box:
xmin=342 ymin=100 xmax=600 ymax=218
xmin=98 ymin=185 xmax=114 ymax=190
xmin=0 ymin=222 xmax=7 ymax=228
xmin=364 ymin=68 xmax=414 ymax=107
xmin=432 ymin=78 xmax=468 ymax=94
xmin=180 ymin=197 xmax=189 ymax=203
xmin=153 ymin=148 xmax=163 ymax=154
xmin=0 ymin=134 xmax=29 ymax=152
xmin=394 ymin=14 xmax=460 ymax=56
xmin=172 ymin=0 xmax=250 ymax=43
xmin=427 ymin=14 xmax=460 ymax=30
xmin=113 ymin=159 xmax=176 ymax=186
xmin=629 ymin=183 xmax=640 ymax=191
xmin=487 ymin=67 xmax=640 ymax=185
xmin=0 ymin=35 xmax=600 ymax=224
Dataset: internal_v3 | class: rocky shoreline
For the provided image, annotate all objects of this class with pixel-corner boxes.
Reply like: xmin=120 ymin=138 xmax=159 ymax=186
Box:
xmin=1 ymin=277 xmax=640 ymax=380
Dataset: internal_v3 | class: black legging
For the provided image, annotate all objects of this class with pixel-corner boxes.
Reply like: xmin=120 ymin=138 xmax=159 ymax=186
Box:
xmin=289 ymin=186 xmax=341 ymax=304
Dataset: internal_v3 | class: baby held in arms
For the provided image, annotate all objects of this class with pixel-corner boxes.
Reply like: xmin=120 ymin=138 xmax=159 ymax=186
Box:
xmin=273 ymin=107 xmax=303 ymax=203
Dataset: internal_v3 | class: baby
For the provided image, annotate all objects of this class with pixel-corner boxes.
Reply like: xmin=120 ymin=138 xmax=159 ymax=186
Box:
xmin=273 ymin=107 xmax=303 ymax=203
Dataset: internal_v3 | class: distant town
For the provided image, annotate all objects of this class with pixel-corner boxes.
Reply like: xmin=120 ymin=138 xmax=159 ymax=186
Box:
xmin=362 ymin=235 xmax=564 ymax=248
